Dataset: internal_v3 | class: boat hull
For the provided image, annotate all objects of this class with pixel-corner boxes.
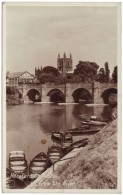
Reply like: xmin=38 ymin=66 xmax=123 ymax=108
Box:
xmin=66 ymin=127 xmax=100 ymax=135
xmin=29 ymin=152 xmax=49 ymax=180
xmin=9 ymin=151 xmax=28 ymax=180
xmin=47 ymin=146 xmax=63 ymax=164
xmin=82 ymin=121 xmax=107 ymax=126
xmin=51 ymin=132 xmax=63 ymax=142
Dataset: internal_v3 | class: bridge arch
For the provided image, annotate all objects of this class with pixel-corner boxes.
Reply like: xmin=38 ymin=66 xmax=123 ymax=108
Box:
xmin=72 ymin=88 xmax=92 ymax=103
xmin=101 ymin=88 xmax=117 ymax=105
xmin=27 ymin=89 xmax=41 ymax=102
xmin=47 ymin=89 xmax=65 ymax=103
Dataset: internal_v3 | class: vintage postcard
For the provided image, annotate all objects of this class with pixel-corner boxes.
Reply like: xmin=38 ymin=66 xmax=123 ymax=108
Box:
xmin=2 ymin=2 xmax=121 ymax=193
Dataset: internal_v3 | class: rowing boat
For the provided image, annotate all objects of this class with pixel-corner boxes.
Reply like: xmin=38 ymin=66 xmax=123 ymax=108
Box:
xmin=47 ymin=146 xmax=63 ymax=164
xmin=29 ymin=152 xmax=49 ymax=180
xmin=82 ymin=120 xmax=107 ymax=126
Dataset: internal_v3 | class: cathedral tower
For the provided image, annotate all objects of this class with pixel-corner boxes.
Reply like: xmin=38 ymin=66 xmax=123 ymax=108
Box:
xmin=57 ymin=53 xmax=73 ymax=78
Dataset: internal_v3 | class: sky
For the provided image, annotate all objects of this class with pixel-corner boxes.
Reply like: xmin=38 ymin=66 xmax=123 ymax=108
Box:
xmin=5 ymin=3 xmax=118 ymax=75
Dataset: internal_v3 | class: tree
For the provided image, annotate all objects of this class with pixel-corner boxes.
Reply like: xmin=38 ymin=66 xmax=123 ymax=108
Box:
xmin=38 ymin=66 xmax=60 ymax=84
xmin=6 ymin=71 xmax=9 ymax=77
xmin=6 ymin=86 xmax=22 ymax=98
xmin=42 ymin=66 xmax=60 ymax=77
xmin=97 ymin=68 xmax=107 ymax=83
xmin=55 ymin=75 xmax=64 ymax=84
xmin=73 ymin=61 xmax=99 ymax=82
xmin=112 ymin=66 xmax=117 ymax=83
xmin=97 ymin=62 xmax=111 ymax=83
xmin=39 ymin=74 xmax=55 ymax=84
xmin=105 ymin=62 xmax=110 ymax=82
xmin=6 ymin=86 xmax=15 ymax=95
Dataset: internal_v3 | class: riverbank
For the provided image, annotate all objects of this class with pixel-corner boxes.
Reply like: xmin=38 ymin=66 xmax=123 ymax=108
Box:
xmin=7 ymin=94 xmax=23 ymax=105
xmin=30 ymin=119 xmax=117 ymax=189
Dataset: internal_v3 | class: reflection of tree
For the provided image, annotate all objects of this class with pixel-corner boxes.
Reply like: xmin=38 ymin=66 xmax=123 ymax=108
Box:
xmin=39 ymin=104 xmax=114 ymax=135
xmin=100 ymin=106 xmax=112 ymax=120
xmin=38 ymin=105 xmax=65 ymax=132
xmin=72 ymin=104 xmax=94 ymax=120
xmin=38 ymin=104 xmax=116 ymax=135
xmin=39 ymin=104 xmax=88 ymax=133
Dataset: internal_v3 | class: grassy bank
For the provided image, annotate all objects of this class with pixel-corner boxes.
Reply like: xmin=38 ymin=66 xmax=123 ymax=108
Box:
xmin=34 ymin=119 xmax=117 ymax=189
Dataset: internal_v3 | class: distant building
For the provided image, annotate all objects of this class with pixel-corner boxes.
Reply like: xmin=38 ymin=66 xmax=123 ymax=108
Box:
xmin=57 ymin=53 xmax=73 ymax=78
xmin=34 ymin=53 xmax=73 ymax=80
xmin=7 ymin=71 xmax=35 ymax=86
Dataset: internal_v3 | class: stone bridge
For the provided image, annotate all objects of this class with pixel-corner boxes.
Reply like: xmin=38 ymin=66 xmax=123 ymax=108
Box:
xmin=17 ymin=82 xmax=117 ymax=104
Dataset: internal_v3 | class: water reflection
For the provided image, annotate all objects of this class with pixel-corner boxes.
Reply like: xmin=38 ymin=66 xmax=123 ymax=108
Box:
xmin=7 ymin=103 xmax=112 ymax=163
xmin=101 ymin=106 xmax=113 ymax=121
xmin=72 ymin=104 xmax=94 ymax=120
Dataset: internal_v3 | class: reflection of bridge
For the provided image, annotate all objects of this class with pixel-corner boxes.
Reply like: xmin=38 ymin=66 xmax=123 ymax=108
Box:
xmin=17 ymin=82 xmax=117 ymax=104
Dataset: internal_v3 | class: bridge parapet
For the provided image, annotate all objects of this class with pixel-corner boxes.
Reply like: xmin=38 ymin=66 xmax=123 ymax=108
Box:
xmin=42 ymin=83 xmax=65 ymax=88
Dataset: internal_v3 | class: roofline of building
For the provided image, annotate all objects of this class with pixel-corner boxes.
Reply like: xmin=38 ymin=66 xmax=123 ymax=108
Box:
xmin=8 ymin=71 xmax=34 ymax=78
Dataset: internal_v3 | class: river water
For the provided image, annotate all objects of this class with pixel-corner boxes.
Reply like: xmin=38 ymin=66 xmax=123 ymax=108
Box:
xmin=7 ymin=103 xmax=112 ymax=165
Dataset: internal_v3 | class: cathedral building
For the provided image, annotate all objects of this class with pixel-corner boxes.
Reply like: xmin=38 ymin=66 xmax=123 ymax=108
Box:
xmin=57 ymin=53 xmax=73 ymax=78
xmin=34 ymin=53 xmax=73 ymax=80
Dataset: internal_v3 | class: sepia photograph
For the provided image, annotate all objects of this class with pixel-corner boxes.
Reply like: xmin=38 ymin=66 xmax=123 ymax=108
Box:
xmin=2 ymin=2 xmax=121 ymax=193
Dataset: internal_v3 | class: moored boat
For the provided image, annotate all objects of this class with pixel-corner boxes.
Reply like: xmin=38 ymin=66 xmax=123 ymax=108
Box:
xmin=90 ymin=116 xmax=110 ymax=123
xmin=47 ymin=146 xmax=63 ymax=164
xmin=6 ymin=168 xmax=15 ymax=189
xmin=29 ymin=152 xmax=49 ymax=180
xmin=66 ymin=127 xmax=100 ymax=135
xmin=62 ymin=133 xmax=73 ymax=150
xmin=61 ymin=140 xmax=73 ymax=151
xmin=9 ymin=151 xmax=26 ymax=165
xmin=70 ymin=138 xmax=89 ymax=150
xmin=81 ymin=120 xmax=107 ymax=126
xmin=62 ymin=137 xmax=89 ymax=153
xmin=63 ymin=132 xmax=73 ymax=142
xmin=81 ymin=124 xmax=90 ymax=129
xmin=90 ymin=115 xmax=97 ymax=121
xmin=9 ymin=151 xmax=28 ymax=180
xmin=51 ymin=131 xmax=63 ymax=142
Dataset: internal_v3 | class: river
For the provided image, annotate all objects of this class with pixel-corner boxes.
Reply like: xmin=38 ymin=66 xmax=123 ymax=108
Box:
xmin=7 ymin=103 xmax=112 ymax=164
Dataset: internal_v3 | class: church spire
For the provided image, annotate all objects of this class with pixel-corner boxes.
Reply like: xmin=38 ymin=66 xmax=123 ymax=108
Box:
xmin=58 ymin=53 xmax=60 ymax=59
xmin=35 ymin=67 xmax=37 ymax=76
xmin=63 ymin=52 xmax=66 ymax=59
xmin=70 ymin=53 xmax=72 ymax=59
